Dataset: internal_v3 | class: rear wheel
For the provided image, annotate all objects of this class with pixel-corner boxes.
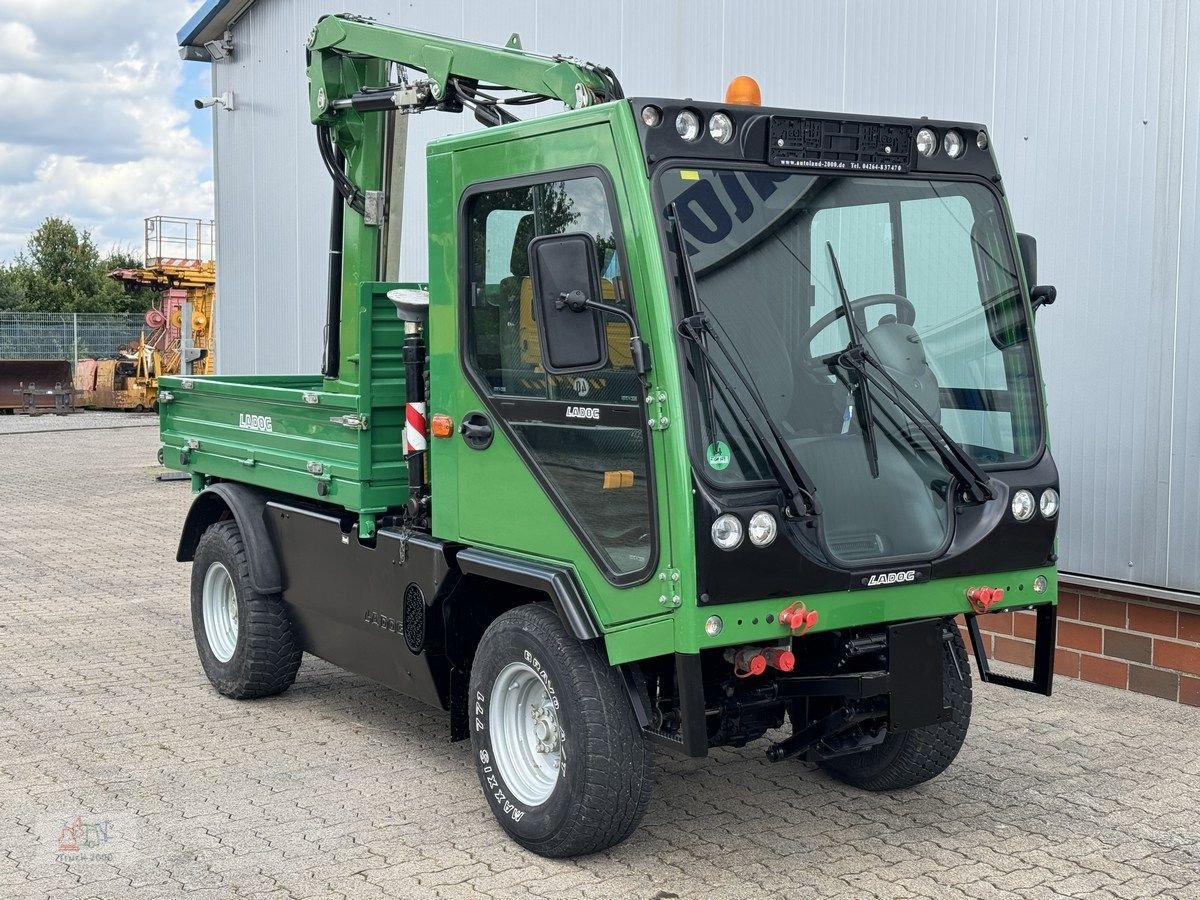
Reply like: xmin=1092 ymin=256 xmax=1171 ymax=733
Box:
xmin=190 ymin=520 xmax=302 ymax=699
xmin=820 ymin=622 xmax=971 ymax=791
xmin=469 ymin=604 xmax=654 ymax=858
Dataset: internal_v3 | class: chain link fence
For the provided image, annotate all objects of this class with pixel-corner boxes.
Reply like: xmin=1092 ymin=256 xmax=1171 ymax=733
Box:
xmin=0 ymin=312 xmax=147 ymax=365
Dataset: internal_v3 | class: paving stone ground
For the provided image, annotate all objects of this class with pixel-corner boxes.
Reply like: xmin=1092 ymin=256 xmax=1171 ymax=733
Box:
xmin=2 ymin=415 xmax=1199 ymax=899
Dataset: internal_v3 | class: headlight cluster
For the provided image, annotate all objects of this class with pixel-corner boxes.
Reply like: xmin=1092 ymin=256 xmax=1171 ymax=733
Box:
xmin=642 ymin=106 xmax=737 ymax=145
xmin=915 ymin=126 xmax=981 ymax=160
xmin=711 ymin=511 xmax=777 ymax=550
xmin=1011 ymin=488 xmax=1059 ymax=521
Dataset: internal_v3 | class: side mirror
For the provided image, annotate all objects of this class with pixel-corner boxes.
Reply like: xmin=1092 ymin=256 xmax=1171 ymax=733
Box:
xmin=527 ymin=233 xmax=608 ymax=373
xmin=1017 ymin=232 xmax=1057 ymax=312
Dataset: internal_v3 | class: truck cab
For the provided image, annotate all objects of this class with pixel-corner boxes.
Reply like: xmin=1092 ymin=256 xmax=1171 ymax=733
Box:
xmin=162 ymin=16 xmax=1059 ymax=859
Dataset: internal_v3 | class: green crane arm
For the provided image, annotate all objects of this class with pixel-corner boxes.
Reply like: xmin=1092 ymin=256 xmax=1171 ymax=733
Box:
xmin=306 ymin=14 xmax=619 ymax=125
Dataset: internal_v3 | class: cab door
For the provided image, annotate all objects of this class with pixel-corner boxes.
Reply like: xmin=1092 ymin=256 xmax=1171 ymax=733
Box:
xmin=437 ymin=123 xmax=669 ymax=627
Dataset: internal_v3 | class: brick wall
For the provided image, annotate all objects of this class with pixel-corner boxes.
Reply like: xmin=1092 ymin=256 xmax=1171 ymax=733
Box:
xmin=957 ymin=584 xmax=1200 ymax=706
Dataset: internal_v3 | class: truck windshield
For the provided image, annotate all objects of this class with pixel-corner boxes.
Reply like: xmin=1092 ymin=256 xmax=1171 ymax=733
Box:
xmin=659 ymin=167 xmax=1043 ymax=564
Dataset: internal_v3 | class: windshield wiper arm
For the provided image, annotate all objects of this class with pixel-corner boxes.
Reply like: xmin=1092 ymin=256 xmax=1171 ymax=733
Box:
xmin=670 ymin=205 xmax=821 ymax=517
xmin=825 ymin=242 xmax=880 ymax=478
xmin=849 ymin=352 xmax=995 ymax=504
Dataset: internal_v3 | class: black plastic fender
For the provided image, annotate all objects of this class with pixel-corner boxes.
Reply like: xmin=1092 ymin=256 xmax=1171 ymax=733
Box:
xmin=454 ymin=546 xmax=601 ymax=641
xmin=176 ymin=483 xmax=282 ymax=595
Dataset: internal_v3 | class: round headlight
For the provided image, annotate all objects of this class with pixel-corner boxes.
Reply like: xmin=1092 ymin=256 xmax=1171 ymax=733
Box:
xmin=1033 ymin=575 xmax=1048 ymax=594
xmin=748 ymin=511 xmax=777 ymax=547
xmin=976 ymin=130 xmax=989 ymax=150
xmin=943 ymin=129 xmax=965 ymax=159
xmin=1011 ymin=489 xmax=1036 ymax=522
xmin=916 ymin=127 xmax=938 ymax=157
xmin=708 ymin=112 xmax=735 ymax=144
xmin=676 ymin=109 xmax=702 ymax=142
xmin=1040 ymin=488 xmax=1059 ymax=518
xmin=641 ymin=105 xmax=662 ymax=127
xmin=704 ymin=615 xmax=724 ymax=637
xmin=711 ymin=513 xmax=743 ymax=550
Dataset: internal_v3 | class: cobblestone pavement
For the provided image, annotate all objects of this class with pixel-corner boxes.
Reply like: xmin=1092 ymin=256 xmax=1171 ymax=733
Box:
xmin=2 ymin=420 xmax=1199 ymax=900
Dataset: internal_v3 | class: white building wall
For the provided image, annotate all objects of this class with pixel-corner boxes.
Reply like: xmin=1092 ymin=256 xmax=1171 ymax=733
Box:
xmin=204 ymin=0 xmax=1200 ymax=596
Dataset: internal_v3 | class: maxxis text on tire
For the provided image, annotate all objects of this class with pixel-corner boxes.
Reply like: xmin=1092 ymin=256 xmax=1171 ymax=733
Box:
xmin=469 ymin=603 xmax=654 ymax=858
xmin=190 ymin=520 xmax=302 ymax=699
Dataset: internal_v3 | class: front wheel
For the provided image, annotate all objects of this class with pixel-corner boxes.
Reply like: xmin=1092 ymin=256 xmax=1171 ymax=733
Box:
xmin=469 ymin=604 xmax=654 ymax=858
xmin=820 ymin=621 xmax=972 ymax=791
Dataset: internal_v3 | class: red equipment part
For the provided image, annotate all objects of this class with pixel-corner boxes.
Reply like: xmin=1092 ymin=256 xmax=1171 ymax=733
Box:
xmin=966 ymin=586 xmax=1004 ymax=614
xmin=762 ymin=647 xmax=795 ymax=672
xmin=779 ymin=601 xmax=819 ymax=636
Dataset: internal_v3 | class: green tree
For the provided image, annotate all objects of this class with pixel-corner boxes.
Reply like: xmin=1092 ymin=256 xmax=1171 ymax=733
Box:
xmin=0 ymin=218 xmax=157 ymax=313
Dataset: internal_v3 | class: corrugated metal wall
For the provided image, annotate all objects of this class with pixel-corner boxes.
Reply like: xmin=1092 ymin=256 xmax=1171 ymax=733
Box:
xmin=208 ymin=0 xmax=1199 ymax=596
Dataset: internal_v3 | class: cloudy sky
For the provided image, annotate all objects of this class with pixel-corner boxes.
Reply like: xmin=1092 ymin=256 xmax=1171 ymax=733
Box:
xmin=0 ymin=0 xmax=213 ymax=262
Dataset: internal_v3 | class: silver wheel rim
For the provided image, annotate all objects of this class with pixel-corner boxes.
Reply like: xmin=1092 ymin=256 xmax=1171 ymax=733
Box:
xmin=202 ymin=562 xmax=239 ymax=663
xmin=489 ymin=661 xmax=564 ymax=807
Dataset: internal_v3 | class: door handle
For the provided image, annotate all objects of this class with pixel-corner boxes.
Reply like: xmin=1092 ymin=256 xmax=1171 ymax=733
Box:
xmin=460 ymin=411 xmax=494 ymax=450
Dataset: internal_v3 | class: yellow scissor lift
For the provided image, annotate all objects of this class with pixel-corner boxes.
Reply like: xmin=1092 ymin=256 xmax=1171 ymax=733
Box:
xmin=80 ymin=216 xmax=216 ymax=411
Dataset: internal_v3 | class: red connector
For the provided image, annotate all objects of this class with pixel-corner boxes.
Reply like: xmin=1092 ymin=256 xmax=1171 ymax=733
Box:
xmin=727 ymin=647 xmax=767 ymax=678
xmin=762 ymin=647 xmax=795 ymax=672
xmin=966 ymin=585 xmax=1004 ymax=614
xmin=779 ymin=601 xmax=819 ymax=636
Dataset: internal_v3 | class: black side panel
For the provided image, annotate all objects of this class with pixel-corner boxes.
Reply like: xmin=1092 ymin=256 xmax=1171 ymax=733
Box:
xmin=455 ymin=547 xmax=601 ymax=640
xmin=264 ymin=502 xmax=452 ymax=710
xmin=177 ymin=483 xmax=282 ymax=595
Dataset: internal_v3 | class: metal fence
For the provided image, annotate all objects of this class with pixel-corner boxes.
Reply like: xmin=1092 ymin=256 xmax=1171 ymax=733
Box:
xmin=0 ymin=312 xmax=147 ymax=365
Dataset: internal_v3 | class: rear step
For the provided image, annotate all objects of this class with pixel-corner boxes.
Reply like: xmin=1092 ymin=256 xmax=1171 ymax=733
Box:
xmin=964 ymin=603 xmax=1057 ymax=696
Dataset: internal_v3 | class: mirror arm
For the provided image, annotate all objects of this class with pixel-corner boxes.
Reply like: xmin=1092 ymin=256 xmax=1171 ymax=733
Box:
xmin=1030 ymin=284 xmax=1057 ymax=311
xmin=557 ymin=291 xmax=652 ymax=377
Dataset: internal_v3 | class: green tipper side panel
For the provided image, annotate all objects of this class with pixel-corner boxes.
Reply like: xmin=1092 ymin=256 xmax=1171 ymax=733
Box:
xmin=159 ymin=282 xmax=423 ymax=516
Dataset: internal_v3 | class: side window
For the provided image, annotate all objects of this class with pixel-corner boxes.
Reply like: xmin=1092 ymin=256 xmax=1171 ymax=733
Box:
xmin=463 ymin=174 xmax=653 ymax=578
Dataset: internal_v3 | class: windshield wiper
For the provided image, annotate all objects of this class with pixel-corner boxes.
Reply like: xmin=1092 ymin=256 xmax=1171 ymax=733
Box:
xmin=825 ymin=242 xmax=881 ymax=478
xmin=823 ymin=245 xmax=994 ymax=505
xmin=670 ymin=204 xmax=821 ymax=517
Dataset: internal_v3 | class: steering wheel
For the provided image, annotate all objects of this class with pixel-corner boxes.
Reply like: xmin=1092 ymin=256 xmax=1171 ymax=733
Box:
xmin=801 ymin=293 xmax=916 ymax=372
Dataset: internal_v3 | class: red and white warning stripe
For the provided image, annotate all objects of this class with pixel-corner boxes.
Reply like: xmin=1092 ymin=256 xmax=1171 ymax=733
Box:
xmin=405 ymin=402 xmax=427 ymax=454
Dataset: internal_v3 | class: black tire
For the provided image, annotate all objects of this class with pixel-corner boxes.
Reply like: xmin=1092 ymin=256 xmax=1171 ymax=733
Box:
xmin=820 ymin=622 xmax=971 ymax=791
xmin=156 ymin=446 xmax=165 ymax=466
xmin=469 ymin=604 xmax=654 ymax=858
xmin=190 ymin=520 xmax=302 ymax=699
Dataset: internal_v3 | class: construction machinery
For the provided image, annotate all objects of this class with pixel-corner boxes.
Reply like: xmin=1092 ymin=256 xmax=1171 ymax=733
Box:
xmin=161 ymin=16 xmax=1061 ymax=857
xmin=77 ymin=216 xmax=216 ymax=411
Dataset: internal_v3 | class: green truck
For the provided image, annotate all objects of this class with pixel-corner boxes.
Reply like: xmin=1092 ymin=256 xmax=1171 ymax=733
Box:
xmin=163 ymin=14 xmax=1061 ymax=858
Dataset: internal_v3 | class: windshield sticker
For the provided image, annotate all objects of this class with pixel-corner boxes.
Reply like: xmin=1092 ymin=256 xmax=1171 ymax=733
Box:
xmin=679 ymin=169 xmax=700 ymax=181
xmin=705 ymin=441 xmax=731 ymax=471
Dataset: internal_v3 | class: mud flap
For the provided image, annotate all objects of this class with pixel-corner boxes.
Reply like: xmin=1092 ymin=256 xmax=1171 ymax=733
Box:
xmin=887 ymin=619 xmax=951 ymax=732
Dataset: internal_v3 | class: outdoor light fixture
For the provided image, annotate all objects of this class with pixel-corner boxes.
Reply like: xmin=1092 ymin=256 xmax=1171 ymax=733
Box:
xmin=976 ymin=130 xmax=989 ymax=150
xmin=943 ymin=129 xmax=965 ymax=158
xmin=708 ymin=112 xmax=735 ymax=144
xmin=641 ymin=105 xmax=662 ymax=127
xmin=204 ymin=31 xmax=235 ymax=62
xmin=916 ymin=127 xmax=938 ymax=157
xmin=748 ymin=511 xmax=777 ymax=547
xmin=1033 ymin=575 xmax=1048 ymax=594
xmin=1040 ymin=488 xmax=1059 ymax=518
xmin=711 ymin=514 xmax=743 ymax=550
xmin=675 ymin=109 xmax=702 ymax=142
xmin=705 ymin=615 xmax=724 ymax=637
xmin=1011 ymin=489 xmax=1036 ymax=521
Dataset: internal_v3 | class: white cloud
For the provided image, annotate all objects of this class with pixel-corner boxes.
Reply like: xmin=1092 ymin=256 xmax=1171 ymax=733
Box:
xmin=0 ymin=1 xmax=212 ymax=261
